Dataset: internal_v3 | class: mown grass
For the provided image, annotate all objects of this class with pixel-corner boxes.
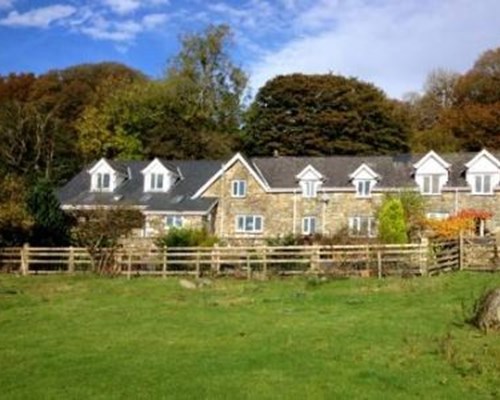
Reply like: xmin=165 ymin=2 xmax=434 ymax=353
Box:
xmin=0 ymin=272 xmax=499 ymax=399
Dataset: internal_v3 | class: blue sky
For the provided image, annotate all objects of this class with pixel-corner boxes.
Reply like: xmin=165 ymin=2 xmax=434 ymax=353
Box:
xmin=0 ymin=0 xmax=499 ymax=98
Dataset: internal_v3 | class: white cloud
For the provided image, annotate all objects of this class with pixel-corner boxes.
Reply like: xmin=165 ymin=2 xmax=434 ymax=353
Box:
xmin=0 ymin=0 xmax=14 ymax=10
xmin=102 ymin=0 xmax=169 ymax=15
xmin=142 ymin=13 xmax=168 ymax=30
xmin=0 ymin=4 xmax=76 ymax=28
xmin=248 ymin=0 xmax=500 ymax=98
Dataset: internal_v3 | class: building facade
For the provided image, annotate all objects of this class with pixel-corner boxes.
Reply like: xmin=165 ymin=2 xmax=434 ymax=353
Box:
xmin=58 ymin=150 xmax=500 ymax=241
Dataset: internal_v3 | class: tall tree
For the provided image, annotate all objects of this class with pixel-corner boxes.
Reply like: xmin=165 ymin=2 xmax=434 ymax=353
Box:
xmin=166 ymin=24 xmax=248 ymax=136
xmin=243 ymin=74 xmax=410 ymax=156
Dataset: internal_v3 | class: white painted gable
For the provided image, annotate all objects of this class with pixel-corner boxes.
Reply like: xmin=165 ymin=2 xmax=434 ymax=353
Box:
xmin=465 ymin=150 xmax=500 ymax=192
xmin=296 ymin=165 xmax=323 ymax=181
xmin=141 ymin=158 xmax=177 ymax=192
xmin=413 ymin=151 xmax=450 ymax=194
xmin=349 ymin=164 xmax=379 ymax=181
xmin=88 ymin=158 xmax=125 ymax=192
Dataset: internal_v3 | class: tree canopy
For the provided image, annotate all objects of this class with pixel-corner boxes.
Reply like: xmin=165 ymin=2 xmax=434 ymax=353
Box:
xmin=243 ymin=73 xmax=410 ymax=156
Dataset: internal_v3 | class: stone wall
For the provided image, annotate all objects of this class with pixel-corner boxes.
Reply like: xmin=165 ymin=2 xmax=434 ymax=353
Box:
xmin=142 ymin=213 xmax=211 ymax=238
xmin=200 ymin=159 xmax=500 ymax=242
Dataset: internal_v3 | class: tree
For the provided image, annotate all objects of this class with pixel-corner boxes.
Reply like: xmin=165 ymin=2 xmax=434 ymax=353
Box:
xmin=377 ymin=196 xmax=408 ymax=244
xmin=70 ymin=207 xmax=144 ymax=274
xmin=167 ymin=24 xmax=248 ymax=136
xmin=26 ymin=179 xmax=70 ymax=246
xmin=243 ymin=73 xmax=410 ymax=156
xmin=0 ymin=175 xmax=33 ymax=246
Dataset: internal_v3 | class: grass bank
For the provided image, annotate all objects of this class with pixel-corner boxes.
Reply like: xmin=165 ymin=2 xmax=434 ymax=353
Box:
xmin=0 ymin=273 xmax=499 ymax=399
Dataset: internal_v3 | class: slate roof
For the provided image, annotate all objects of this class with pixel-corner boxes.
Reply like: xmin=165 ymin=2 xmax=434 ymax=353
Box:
xmin=59 ymin=152 xmax=499 ymax=212
xmin=251 ymin=153 xmax=493 ymax=189
xmin=58 ymin=159 xmax=222 ymax=213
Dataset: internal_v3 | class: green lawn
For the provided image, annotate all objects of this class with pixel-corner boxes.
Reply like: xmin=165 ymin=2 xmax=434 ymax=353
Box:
xmin=0 ymin=273 xmax=499 ymax=399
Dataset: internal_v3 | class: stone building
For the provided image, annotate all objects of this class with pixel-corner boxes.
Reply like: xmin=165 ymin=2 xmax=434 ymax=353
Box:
xmin=58 ymin=150 xmax=500 ymax=242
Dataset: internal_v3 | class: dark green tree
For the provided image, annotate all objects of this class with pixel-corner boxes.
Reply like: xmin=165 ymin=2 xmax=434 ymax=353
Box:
xmin=243 ymin=73 xmax=410 ymax=156
xmin=27 ymin=179 xmax=70 ymax=246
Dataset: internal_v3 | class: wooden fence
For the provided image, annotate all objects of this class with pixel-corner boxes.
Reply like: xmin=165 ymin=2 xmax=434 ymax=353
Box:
xmin=0 ymin=242 xmax=447 ymax=278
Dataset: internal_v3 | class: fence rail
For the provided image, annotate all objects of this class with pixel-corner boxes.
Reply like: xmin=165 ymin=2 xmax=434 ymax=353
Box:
xmin=0 ymin=243 xmax=434 ymax=278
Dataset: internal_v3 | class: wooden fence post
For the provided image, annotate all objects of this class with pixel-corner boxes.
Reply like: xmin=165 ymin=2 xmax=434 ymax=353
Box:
xmin=458 ymin=231 xmax=464 ymax=271
xmin=195 ymin=250 xmax=201 ymax=278
xmin=211 ymin=244 xmax=220 ymax=275
xmin=162 ymin=247 xmax=168 ymax=278
xmin=246 ymin=252 xmax=252 ymax=280
xmin=377 ymin=250 xmax=382 ymax=279
xmin=20 ymin=243 xmax=29 ymax=276
xmin=262 ymin=247 xmax=267 ymax=279
xmin=420 ymin=238 xmax=429 ymax=276
xmin=127 ymin=250 xmax=132 ymax=280
xmin=68 ymin=246 xmax=75 ymax=274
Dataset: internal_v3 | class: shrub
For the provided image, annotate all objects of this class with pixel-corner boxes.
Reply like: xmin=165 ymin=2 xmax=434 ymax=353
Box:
xmin=377 ymin=196 xmax=408 ymax=244
xmin=155 ymin=228 xmax=218 ymax=248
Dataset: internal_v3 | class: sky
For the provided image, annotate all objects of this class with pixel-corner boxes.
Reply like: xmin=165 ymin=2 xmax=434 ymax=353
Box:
xmin=0 ymin=0 xmax=499 ymax=99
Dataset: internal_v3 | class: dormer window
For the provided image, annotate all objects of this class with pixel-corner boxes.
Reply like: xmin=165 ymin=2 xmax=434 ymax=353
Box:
xmin=296 ymin=165 xmax=323 ymax=199
xmin=422 ymin=174 xmax=441 ymax=195
xmin=350 ymin=163 xmax=379 ymax=198
xmin=303 ymin=180 xmax=318 ymax=198
xmin=414 ymin=151 xmax=450 ymax=196
xmin=465 ymin=150 xmax=500 ymax=196
xmin=97 ymin=173 xmax=111 ymax=190
xmin=150 ymin=173 xmax=164 ymax=191
xmin=232 ymin=180 xmax=247 ymax=197
xmin=473 ymin=174 xmax=493 ymax=194
xmin=142 ymin=158 xmax=177 ymax=193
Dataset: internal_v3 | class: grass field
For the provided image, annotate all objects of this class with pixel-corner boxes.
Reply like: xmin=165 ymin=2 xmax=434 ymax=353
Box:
xmin=0 ymin=273 xmax=499 ymax=399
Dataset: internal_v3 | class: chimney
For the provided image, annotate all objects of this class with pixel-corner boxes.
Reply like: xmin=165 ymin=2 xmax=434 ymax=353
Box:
xmin=273 ymin=149 xmax=280 ymax=158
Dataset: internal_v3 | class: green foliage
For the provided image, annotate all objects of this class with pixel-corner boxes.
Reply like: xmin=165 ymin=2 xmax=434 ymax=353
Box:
xmin=243 ymin=73 xmax=410 ymax=156
xmin=156 ymin=227 xmax=218 ymax=247
xmin=26 ymin=179 xmax=70 ymax=246
xmin=0 ymin=175 xmax=33 ymax=246
xmin=377 ymin=196 xmax=408 ymax=244
xmin=398 ymin=190 xmax=427 ymax=241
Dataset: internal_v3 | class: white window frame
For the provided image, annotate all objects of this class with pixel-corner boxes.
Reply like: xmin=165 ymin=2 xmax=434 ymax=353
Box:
xmin=231 ymin=180 xmax=247 ymax=198
xmin=348 ymin=216 xmax=376 ymax=238
xmin=302 ymin=180 xmax=318 ymax=198
xmin=426 ymin=212 xmax=449 ymax=220
xmin=235 ymin=215 xmax=263 ymax=233
xmin=165 ymin=215 xmax=183 ymax=228
xmin=421 ymin=174 xmax=441 ymax=195
xmin=472 ymin=173 xmax=493 ymax=195
xmin=96 ymin=172 xmax=111 ymax=191
xmin=302 ymin=216 xmax=317 ymax=235
xmin=356 ymin=180 xmax=372 ymax=197
xmin=149 ymin=173 xmax=165 ymax=191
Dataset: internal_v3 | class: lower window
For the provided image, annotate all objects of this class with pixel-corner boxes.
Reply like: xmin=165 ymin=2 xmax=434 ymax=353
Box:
xmin=302 ymin=216 xmax=317 ymax=235
xmin=236 ymin=215 xmax=263 ymax=233
xmin=348 ymin=216 xmax=376 ymax=237
xmin=165 ymin=215 xmax=183 ymax=228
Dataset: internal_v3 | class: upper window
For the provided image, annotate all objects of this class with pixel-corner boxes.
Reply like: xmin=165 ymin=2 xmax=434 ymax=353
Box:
xmin=96 ymin=173 xmax=111 ymax=191
xmin=302 ymin=180 xmax=318 ymax=198
xmin=232 ymin=180 xmax=247 ymax=197
xmin=150 ymin=173 xmax=164 ymax=191
xmin=302 ymin=217 xmax=316 ymax=235
xmin=473 ymin=174 xmax=493 ymax=194
xmin=348 ymin=216 xmax=376 ymax=237
xmin=165 ymin=215 xmax=183 ymax=228
xmin=236 ymin=215 xmax=263 ymax=233
xmin=421 ymin=174 xmax=441 ymax=195
xmin=356 ymin=180 xmax=372 ymax=197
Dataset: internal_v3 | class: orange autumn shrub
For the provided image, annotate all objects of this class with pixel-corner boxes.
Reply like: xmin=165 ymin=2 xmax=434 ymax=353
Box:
xmin=426 ymin=209 xmax=493 ymax=238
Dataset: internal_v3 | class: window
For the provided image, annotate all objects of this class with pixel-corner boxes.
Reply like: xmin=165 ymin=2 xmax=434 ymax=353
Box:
xmin=426 ymin=212 xmax=449 ymax=220
xmin=235 ymin=215 xmax=263 ymax=233
xmin=473 ymin=174 xmax=493 ymax=194
xmin=302 ymin=180 xmax=318 ymax=198
xmin=348 ymin=216 xmax=376 ymax=237
xmin=421 ymin=174 xmax=441 ymax=195
xmin=165 ymin=215 xmax=183 ymax=228
xmin=96 ymin=173 xmax=111 ymax=190
xmin=356 ymin=180 xmax=372 ymax=197
xmin=150 ymin=173 xmax=164 ymax=191
xmin=302 ymin=217 xmax=316 ymax=235
xmin=232 ymin=180 xmax=247 ymax=197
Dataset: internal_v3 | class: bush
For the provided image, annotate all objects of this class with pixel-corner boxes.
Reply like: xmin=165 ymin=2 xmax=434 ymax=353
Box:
xmin=155 ymin=228 xmax=218 ymax=248
xmin=377 ymin=196 xmax=408 ymax=244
